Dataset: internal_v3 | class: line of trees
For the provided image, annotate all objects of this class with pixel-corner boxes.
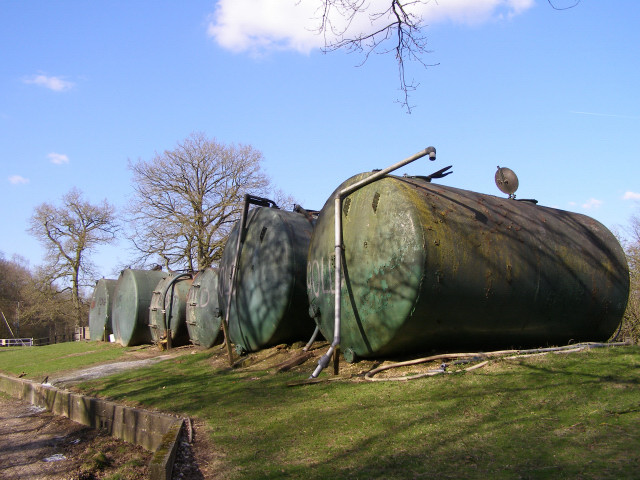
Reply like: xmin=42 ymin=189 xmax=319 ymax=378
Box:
xmin=0 ymin=254 xmax=78 ymax=340
xmin=2 ymin=133 xmax=285 ymax=338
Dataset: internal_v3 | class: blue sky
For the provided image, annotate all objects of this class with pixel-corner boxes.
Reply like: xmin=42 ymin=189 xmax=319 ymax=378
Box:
xmin=1 ymin=0 xmax=639 ymax=279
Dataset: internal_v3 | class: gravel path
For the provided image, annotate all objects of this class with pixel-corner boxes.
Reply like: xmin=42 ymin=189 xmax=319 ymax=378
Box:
xmin=49 ymin=355 xmax=173 ymax=387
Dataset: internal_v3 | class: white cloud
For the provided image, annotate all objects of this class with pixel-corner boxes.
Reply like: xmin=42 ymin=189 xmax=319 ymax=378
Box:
xmin=208 ymin=0 xmax=323 ymax=54
xmin=207 ymin=0 xmax=535 ymax=54
xmin=23 ymin=74 xmax=75 ymax=92
xmin=9 ymin=175 xmax=29 ymax=185
xmin=623 ymin=191 xmax=640 ymax=200
xmin=48 ymin=153 xmax=70 ymax=165
xmin=581 ymin=198 xmax=603 ymax=210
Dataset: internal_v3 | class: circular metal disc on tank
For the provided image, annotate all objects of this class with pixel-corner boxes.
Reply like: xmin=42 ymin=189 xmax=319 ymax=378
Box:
xmin=148 ymin=273 xmax=193 ymax=346
xmin=88 ymin=278 xmax=117 ymax=341
xmin=219 ymin=207 xmax=316 ymax=353
xmin=112 ymin=269 xmax=166 ymax=347
xmin=495 ymin=166 xmax=519 ymax=196
xmin=307 ymin=173 xmax=629 ymax=360
xmin=186 ymin=268 xmax=223 ymax=348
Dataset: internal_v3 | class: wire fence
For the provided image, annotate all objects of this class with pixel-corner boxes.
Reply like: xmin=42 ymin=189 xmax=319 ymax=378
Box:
xmin=0 ymin=338 xmax=33 ymax=347
xmin=0 ymin=328 xmax=87 ymax=347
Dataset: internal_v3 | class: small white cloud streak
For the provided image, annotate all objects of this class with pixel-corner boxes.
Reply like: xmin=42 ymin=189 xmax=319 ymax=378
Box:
xmin=207 ymin=0 xmax=535 ymax=54
xmin=623 ymin=191 xmax=640 ymax=200
xmin=570 ymin=110 xmax=640 ymax=120
xmin=48 ymin=153 xmax=70 ymax=165
xmin=23 ymin=74 xmax=74 ymax=92
xmin=9 ymin=175 xmax=29 ymax=185
xmin=582 ymin=198 xmax=603 ymax=210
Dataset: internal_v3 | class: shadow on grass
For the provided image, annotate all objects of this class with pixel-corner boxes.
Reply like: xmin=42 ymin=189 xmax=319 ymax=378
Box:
xmin=78 ymin=347 xmax=640 ymax=480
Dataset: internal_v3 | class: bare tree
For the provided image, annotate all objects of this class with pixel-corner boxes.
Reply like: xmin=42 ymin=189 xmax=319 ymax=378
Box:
xmin=618 ymin=213 xmax=640 ymax=343
xmin=314 ymin=0 xmax=580 ymax=112
xmin=28 ymin=188 xmax=119 ymax=326
xmin=315 ymin=0 xmax=434 ymax=112
xmin=127 ymin=132 xmax=273 ymax=272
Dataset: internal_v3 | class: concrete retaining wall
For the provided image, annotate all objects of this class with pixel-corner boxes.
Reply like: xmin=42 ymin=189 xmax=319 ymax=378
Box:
xmin=0 ymin=373 xmax=183 ymax=480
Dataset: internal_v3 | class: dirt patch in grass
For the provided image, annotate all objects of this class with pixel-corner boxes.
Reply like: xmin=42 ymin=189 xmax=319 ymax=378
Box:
xmin=0 ymin=394 xmax=151 ymax=480
xmin=219 ymin=341 xmax=493 ymax=382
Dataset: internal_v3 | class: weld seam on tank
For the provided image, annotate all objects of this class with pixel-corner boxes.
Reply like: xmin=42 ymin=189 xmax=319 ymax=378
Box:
xmin=310 ymin=147 xmax=436 ymax=379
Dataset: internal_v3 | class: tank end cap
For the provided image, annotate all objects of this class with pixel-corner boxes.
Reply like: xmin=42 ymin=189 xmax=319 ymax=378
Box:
xmin=343 ymin=348 xmax=358 ymax=364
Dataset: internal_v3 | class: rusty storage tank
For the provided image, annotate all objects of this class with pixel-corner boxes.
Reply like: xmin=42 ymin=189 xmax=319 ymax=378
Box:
xmin=186 ymin=268 xmax=222 ymax=348
xmin=307 ymin=173 xmax=630 ymax=362
xmin=88 ymin=278 xmax=117 ymax=341
xmin=219 ymin=207 xmax=316 ymax=353
xmin=148 ymin=273 xmax=193 ymax=347
xmin=112 ymin=269 xmax=165 ymax=347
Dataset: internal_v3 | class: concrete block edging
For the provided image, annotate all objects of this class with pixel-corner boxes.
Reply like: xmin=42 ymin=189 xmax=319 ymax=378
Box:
xmin=0 ymin=373 xmax=183 ymax=480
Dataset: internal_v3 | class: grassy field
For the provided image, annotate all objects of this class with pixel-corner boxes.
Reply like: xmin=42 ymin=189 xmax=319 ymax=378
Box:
xmin=0 ymin=341 xmax=127 ymax=379
xmin=2 ymin=342 xmax=639 ymax=479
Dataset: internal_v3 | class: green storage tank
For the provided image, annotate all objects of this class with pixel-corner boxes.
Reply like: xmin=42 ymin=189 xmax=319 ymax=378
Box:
xmin=148 ymin=273 xmax=193 ymax=347
xmin=88 ymin=278 xmax=117 ymax=341
xmin=307 ymin=173 xmax=630 ymax=361
xmin=112 ymin=269 xmax=165 ymax=347
xmin=186 ymin=268 xmax=223 ymax=348
xmin=219 ymin=207 xmax=316 ymax=353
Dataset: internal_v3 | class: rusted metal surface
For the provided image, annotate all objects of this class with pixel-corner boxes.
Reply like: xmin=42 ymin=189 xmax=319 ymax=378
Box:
xmin=186 ymin=268 xmax=223 ymax=348
xmin=219 ymin=207 xmax=316 ymax=354
xmin=307 ymin=173 xmax=630 ymax=360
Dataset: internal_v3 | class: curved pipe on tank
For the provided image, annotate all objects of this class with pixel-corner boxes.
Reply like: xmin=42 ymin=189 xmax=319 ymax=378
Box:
xmin=309 ymin=146 xmax=437 ymax=379
xmin=161 ymin=272 xmax=193 ymax=349
xmin=303 ymin=326 xmax=320 ymax=352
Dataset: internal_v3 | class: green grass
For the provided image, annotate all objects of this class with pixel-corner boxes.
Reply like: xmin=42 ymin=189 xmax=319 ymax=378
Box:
xmin=77 ymin=346 xmax=640 ymax=480
xmin=0 ymin=341 xmax=127 ymax=379
xmin=3 ymin=342 xmax=639 ymax=479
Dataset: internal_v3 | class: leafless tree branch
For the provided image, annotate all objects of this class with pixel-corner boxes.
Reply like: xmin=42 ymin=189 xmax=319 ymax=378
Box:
xmin=28 ymin=188 xmax=119 ymax=326
xmin=127 ymin=132 xmax=275 ymax=271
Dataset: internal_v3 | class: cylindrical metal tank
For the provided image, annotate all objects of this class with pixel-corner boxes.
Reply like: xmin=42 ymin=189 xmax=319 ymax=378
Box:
xmin=186 ymin=268 xmax=222 ymax=348
xmin=219 ymin=207 xmax=316 ymax=353
xmin=88 ymin=278 xmax=117 ymax=341
xmin=307 ymin=173 xmax=630 ymax=361
xmin=148 ymin=273 xmax=193 ymax=347
xmin=112 ymin=269 xmax=165 ymax=347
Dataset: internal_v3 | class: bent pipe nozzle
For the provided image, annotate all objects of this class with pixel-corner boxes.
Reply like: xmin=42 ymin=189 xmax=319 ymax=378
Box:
xmin=425 ymin=146 xmax=436 ymax=160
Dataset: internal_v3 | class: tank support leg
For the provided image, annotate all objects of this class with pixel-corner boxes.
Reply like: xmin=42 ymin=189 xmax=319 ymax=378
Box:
xmin=333 ymin=347 xmax=340 ymax=375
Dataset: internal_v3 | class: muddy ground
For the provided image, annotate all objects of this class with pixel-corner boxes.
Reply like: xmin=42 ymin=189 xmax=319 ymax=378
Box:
xmin=0 ymin=394 xmax=151 ymax=480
